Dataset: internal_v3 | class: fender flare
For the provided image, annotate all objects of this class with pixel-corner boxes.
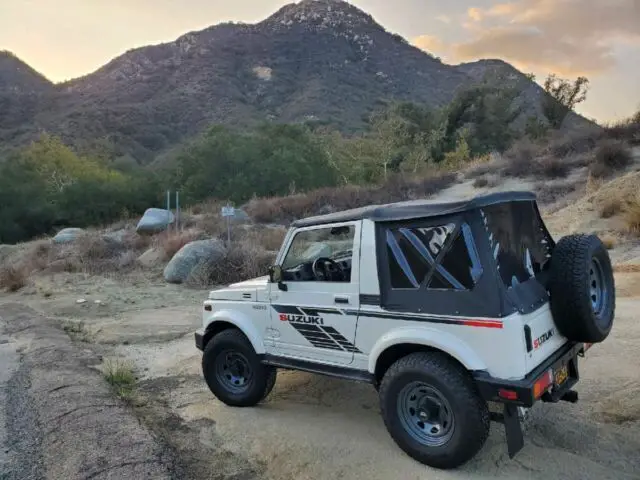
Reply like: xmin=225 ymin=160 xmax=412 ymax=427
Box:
xmin=205 ymin=309 xmax=266 ymax=354
xmin=367 ymin=326 xmax=487 ymax=374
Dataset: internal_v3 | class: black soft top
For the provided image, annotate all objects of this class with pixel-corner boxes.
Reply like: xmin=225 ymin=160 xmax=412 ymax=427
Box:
xmin=291 ymin=191 xmax=537 ymax=227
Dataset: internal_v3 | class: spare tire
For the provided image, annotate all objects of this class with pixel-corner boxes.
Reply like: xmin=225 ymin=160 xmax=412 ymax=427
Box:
xmin=547 ymin=234 xmax=615 ymax=343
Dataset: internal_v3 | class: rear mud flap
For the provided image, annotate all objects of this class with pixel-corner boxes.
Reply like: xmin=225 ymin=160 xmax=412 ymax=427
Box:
xmin=504 ymin=404 xmax=524 ymax=458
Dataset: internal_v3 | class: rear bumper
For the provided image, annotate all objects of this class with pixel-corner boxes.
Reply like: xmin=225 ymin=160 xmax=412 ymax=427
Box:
xmin=195 ymin=328 xmax=205 ymax=351
xmin=474 ymin=341 xmax=585 ymax=408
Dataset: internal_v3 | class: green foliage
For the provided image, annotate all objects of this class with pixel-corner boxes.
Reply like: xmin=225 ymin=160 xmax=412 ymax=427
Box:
xmin=525 ymin=116 xmax=550 ymax=140
xmin=1 ymin=82 xmax=535 ymax=244
xmin=542 ymin=74 xmax=589 ymax=128
xmin=171 ymin=124 xmax=338 ymax=205
xmin=0 ymin=134 xmax=161 ymax=244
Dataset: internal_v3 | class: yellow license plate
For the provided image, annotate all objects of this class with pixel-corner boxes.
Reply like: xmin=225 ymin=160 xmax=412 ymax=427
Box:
xmin=554 ymin=364 xmax=569 ymax=386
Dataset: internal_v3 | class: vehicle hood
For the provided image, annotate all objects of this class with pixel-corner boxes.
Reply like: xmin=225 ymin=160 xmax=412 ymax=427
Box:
xmin=208 ymin=275 xmax=269 ymax=302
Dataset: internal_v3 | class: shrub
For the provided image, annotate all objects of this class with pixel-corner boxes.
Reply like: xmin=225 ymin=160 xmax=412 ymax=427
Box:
xmin=600 ymin=235 xmax=617 ymax=250
xmin=538 ymin=156 xmax=571 ymax=179
xmin=600 ymin=197 xmax=625 ymax=219
xmin=0 ymin=263 xmax=29 ymax=292
xmin=245 ymin=171 xmax=455 ymax=224
xmin=590 ymin=139 xmax=633 ymax=178
xmin=503 ymin=138 xmax=538 ymax=177
xmin=186 ymin=240 xmax=276 ymax=287
xmin=473 ymin=177 xmax=489 ymax=188
xmin=103 ymin=359 xmax=136 ymax=401
xmin=624 ymin=193 xmax=640 ymax=235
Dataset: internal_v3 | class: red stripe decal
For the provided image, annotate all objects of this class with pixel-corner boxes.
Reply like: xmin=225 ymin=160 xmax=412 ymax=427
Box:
xmin=462 ymin=320 xmax=503 ymax=329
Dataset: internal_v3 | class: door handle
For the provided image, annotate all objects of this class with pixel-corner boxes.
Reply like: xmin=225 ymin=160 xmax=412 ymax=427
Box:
xmin=334 ymin=296 xmax=349 ymax=304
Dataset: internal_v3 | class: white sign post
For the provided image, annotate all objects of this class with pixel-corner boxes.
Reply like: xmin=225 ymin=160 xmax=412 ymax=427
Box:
xmin=221 ymin=204 xmax=235 ymax=245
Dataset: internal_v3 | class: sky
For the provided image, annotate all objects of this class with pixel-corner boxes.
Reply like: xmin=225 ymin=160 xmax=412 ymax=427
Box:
xmin=1 ymin=0 xmax=639 ymax=123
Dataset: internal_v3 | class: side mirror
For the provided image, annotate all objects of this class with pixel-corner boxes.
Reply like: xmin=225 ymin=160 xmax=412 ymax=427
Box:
xmin=268 ymin=265 xmax=288 ymax=291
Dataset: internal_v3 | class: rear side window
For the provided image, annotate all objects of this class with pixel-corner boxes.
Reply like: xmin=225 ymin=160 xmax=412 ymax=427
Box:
xmin=386 ymin=223 xmax=482 ymax=291
xmin=481 ymin=201 xmax=552 ymax=289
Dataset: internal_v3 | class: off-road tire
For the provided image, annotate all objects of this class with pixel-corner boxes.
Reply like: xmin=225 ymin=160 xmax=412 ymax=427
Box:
xmin=202 ymin=329 xmax=276 ymax=407
xmin=379 ymin=352 xmax=490 ymax=469
xmin=548 ymin=234 xmax=615 ymax=343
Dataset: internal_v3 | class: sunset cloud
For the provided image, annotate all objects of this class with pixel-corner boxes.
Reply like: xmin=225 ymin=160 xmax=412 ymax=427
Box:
xmin=416 ymin=0 xmax=640 ymax=76
xmin=467 ymin=7 xmax=483 ymax=21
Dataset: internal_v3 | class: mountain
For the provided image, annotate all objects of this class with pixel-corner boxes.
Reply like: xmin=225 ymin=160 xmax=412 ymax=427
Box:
xmin=0 ymin=0 xmax=595 ymax=164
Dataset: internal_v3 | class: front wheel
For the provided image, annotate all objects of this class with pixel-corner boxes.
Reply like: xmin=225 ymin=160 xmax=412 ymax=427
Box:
xmin=202 ymin=329 xmax=276 ymax=407
xmin=379 ymin=352 xmax=490 ymax=469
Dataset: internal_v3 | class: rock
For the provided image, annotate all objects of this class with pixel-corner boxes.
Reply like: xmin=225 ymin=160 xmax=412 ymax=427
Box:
xmin=0 ymin=244 xmax=16 ymax=263
xmin=136 ymin=208 xmax=175 ymax=234
xmin=163 ymin=239 xmax=226 ymax=284
xmin=230 ymin=208 xmax=251 ymax=224
xmin=137 ymin=247 xmax=165 ymax=268
xmin=52 ymin=228 xmax=85 ymax=244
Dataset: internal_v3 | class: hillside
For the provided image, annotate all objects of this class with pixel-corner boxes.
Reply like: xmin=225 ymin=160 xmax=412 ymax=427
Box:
xmin=0 ymin=0 xmax=595 ymax=163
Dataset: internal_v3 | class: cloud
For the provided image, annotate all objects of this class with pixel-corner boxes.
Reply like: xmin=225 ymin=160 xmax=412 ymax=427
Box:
xmin=433 ymin=0 xmax=640 ymax=75
xmin=413 ymin=35 xmax=447 ymax=54
xmin=435 ymin=14 xmax=451 ymax=24
xmin=467 ymin=7 xmax=483 ymax=21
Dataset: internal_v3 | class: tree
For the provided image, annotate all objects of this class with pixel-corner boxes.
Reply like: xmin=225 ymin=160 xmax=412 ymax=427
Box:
xmin=542 ymin=74 xmax=589 ymax=128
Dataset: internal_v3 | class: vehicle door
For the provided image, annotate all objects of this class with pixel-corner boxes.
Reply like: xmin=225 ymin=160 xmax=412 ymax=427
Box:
xmin=269 ymin=221 xmax=361 ymax=365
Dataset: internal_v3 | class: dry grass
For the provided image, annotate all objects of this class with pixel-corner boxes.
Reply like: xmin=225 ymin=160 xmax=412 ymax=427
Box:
xmin=600 ymin=197 xmax=625 ymax=219
xmin=614 ymin=264 xmax=640 ymax=273
xmin=600 ymin=234 xmax=617 ymax=250
xmin=624 ymin=193 xmax=640 ymax=235
xmin=245 ymin=171 xmax=456 ymax=224
xmin=537 ymin=155 xmax=571 ymax=178
xmin=0 ymin=263 xmax=30 ymax=292
xmin=154 ymin=229 xmax=203 ymax=260
xmin=590 ymin=139 xmax=633 ymax=178
xmin=103 ymin=358 xmax=137 ymax=402
xmin=186 ymin=240 xmax=276 ymax=287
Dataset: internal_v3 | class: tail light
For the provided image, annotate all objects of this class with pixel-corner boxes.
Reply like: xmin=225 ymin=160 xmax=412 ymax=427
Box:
xmin=533 ymin=369 xmax=553 ymax=399
xmin=204 ymin=304 xmax=212 ymax=311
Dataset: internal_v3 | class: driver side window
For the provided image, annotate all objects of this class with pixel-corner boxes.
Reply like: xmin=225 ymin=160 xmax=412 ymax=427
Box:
xmin=281 ymin=225 xmax=356 ymax=282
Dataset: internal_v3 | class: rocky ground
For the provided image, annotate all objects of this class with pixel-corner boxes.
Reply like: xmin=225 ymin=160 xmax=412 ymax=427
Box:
xmin=1 ymin=268 xmax=639 ymax=480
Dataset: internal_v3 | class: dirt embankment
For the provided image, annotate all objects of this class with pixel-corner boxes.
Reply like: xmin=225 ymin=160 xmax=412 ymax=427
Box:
xmin=0 ymin=303 xmax=178 ymax=480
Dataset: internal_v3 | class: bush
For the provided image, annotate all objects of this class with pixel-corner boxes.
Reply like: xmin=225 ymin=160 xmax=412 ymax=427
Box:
xmin=601 ymin=197 xmax=625 ymax=218
xmin=503 ymin=138 xmax=538 ymax=177
xmin=245 ymin=171 xmax=455 ymax=224
xmin=624 ymin=194 xmax=640 ymax=235
xmin=473 ymin=177 xmax=489 ymax=188
xmin=0 ymin=263 xmax=30 ymax=292
xmin=186 ymin=240 xmax=276 ymax=287
xmin=590 ymin=140 xmax=633 ymax=178
xmin=538 ymin=156 xmax=571 ymax=178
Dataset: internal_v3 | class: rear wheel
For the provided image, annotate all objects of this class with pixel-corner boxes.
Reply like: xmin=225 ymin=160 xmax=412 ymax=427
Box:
xmin=379 ymin=352 xmax=490 ymax=469
xmin=202 ymin=329 xmax=276 ymax=407
xmin=548 ymin=234 xmax=615 ymax=342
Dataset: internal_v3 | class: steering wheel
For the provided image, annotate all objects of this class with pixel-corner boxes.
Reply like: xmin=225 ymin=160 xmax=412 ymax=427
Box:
xmin=312 ymin=257 xmax=345 ymax=282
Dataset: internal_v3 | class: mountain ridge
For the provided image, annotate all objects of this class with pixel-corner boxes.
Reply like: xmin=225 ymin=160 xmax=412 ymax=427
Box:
xmin=0 ymin=0 xmax=595 ymax=163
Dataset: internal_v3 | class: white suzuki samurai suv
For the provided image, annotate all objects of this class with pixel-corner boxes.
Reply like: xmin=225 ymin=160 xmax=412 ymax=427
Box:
xmin=195 ymin=191 xmax=615 ymax=469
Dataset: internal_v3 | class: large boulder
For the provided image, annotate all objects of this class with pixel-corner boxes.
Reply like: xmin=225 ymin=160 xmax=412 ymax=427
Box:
xmin=136 ymin=208 xmax=175 ymax=235
xmin=137 ymin=247 xmax=165 ymax=268
xmin=163 ymin=239 xmax=226 ymax=284
xmin=52 ymin=228 xmax=85 ymax=244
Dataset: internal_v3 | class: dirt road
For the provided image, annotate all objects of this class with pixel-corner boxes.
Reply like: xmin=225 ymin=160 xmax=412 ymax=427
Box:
xmin=2 ymin=271 xmax=639 ymax=480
